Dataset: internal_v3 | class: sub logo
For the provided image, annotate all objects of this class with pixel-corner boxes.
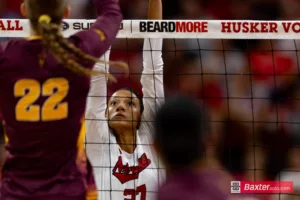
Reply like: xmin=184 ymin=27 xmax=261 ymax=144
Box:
xmin=62 ymin=21 xmax=69 ymax=31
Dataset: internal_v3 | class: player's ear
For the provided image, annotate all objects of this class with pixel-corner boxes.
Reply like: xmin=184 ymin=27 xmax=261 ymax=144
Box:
xmin=20 ymin=3 xmax=26 ymax=17
xmin=63 ymin=6 xmax=71 ymax=18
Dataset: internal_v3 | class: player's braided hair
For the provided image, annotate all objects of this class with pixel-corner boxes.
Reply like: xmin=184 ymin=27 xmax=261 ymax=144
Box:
xmin=37 ymin=15 xmax=128 ymax=81
xmin=23 ymin=0 xmax=127 ymax=81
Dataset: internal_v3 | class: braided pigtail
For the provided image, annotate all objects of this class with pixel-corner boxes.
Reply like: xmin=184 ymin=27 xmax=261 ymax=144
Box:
xmin=38 ymin=15 xmax=128 ymax=82
xmin=55 ymin=32 xmax=128 ymax=75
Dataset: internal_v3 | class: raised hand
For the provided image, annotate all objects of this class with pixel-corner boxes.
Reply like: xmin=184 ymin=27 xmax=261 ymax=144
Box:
xmin=148 ymin=0 xmax=162 ymax=20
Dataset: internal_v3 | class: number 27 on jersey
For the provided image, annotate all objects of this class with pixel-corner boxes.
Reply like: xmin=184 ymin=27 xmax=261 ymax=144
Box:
xmin=14 ymin=78 xmax=69 ymax=122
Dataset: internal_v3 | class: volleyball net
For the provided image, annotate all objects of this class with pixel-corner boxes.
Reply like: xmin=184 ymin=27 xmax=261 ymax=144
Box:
xmin=2 ymin=19 xmax=300 ymax=38
xmin=1 ymin=19 xmax=300 ymax=198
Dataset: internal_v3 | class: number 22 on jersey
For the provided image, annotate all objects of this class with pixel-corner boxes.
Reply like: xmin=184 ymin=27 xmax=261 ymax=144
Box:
xmin=14 ymin=78 xmax=69 ymax=122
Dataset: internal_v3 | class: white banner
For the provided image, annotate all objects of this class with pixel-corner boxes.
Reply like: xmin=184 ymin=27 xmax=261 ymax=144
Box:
xmin=1 ymin=19 xmax=300 ymax=39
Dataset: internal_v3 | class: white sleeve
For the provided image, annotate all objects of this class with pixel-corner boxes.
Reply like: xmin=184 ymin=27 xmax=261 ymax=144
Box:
xmin=85 ymin=50 xmax=110 ymax=167
xmin=139 ymin=38 xmax=164 ymax=139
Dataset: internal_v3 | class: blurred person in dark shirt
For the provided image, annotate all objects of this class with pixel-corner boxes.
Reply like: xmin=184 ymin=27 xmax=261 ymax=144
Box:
xmin=0 ymin=1 xmax=4 ymax=17
xmin=0 ymin=0 xmax=21 ymax=18
xmin=154 ymin=96 xmax=245 ymax=200
xmin=164 ymin=52 xmax=223 ymax=111
xmin=154 ymin=95 xmax=259 ymax=200
xmin=154 ymin=95 xmax=225 ymax=200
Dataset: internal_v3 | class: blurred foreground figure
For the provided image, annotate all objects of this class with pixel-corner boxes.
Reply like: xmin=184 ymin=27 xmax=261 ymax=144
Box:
xmin=154 ymin=95 xmax=227 ymax=200
xmin=154 ymin=95 xmax=259 ymax=200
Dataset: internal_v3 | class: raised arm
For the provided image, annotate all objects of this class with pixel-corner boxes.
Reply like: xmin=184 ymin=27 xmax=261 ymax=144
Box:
xmin=85 ymin=50 xmax=110 ymax=144
xmin=86 ymin=50 xmax=110 ymax=118
xmin=72 ymin=0 xmax=122 ymax=58
xmin=140 ymin=0 xmax=164 ymax=134
xmin=148 ymin=0 xmax=162 ymax=20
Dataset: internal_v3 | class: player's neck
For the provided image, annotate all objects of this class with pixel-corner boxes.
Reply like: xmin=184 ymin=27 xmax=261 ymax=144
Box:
xmin=115 ymin=129 xmax=137 ymax=154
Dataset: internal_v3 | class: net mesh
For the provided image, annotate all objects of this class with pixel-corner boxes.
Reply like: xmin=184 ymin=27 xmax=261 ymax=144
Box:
xmin=0 ymin=19 xmax=300 ymax=199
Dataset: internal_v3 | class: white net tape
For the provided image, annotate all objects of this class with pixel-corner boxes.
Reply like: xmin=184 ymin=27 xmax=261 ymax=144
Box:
xmin=1 ymin=19 xmax=300 ymax=39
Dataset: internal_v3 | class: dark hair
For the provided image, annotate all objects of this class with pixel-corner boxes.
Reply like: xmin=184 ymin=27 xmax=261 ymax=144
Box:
xmin=269 ymin=77 xmax=300 ymax=106
xmin=154 ymin=95 xmax=209 ymax=171
xmin=177 ymin=52 xmax=200 ymax=71
xmin=24 ymin=0 xmax=127 ymax=79
xmin=114 ymin=88 xmax=144 ymax=114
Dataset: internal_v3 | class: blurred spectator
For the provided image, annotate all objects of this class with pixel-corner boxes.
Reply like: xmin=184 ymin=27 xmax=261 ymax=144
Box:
xmin=230 ymin=0 xmax=252 ymax=19
xmin=1 ymin=0 xmax=21 ymax=18
xmin=179 ymin=0 xmax=211 ymax=19
xmin=164 ymin=52 xmax=223 ymax=111
xmin=126 ymin=0 xmax=148 ymax=19
xmin=280 ymin=0 xmax=300 ymax=20
xmin=0 ymin=1 xmax=3 ymax=17
xmin=154 ymin=95 xmax=230 ymax=200
xmin=68 ymin=0 xmax=96 ymax=18
xmin=251 ymin=0 xmax=281 ymax=20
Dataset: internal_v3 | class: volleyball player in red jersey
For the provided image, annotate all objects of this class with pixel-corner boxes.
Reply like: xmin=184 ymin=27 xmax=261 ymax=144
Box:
xmin=0 ymin=0 xmax=127 ymax=199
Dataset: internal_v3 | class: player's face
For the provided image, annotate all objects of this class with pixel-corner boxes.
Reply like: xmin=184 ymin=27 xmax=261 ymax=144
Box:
xmin=106 ymin=90 xmax=141 ymax=131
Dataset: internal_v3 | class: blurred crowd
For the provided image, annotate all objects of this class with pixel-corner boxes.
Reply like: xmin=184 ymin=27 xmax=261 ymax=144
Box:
xmin=1 ymin=0 xmax=300 ymax=197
